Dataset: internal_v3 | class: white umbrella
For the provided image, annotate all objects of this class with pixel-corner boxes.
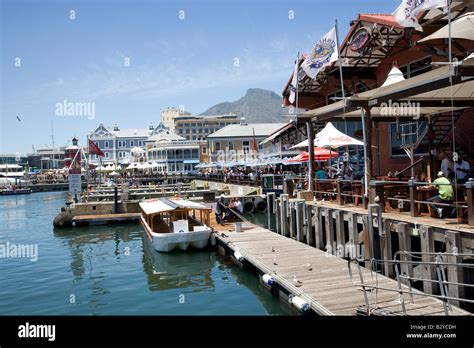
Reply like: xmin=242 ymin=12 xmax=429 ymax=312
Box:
xmin=419 ymin=12 xmax=474 ymax=43
xmin=291 ymin=122 xmax=363 ymax=149
xmin=109 ymin=171 xmax=119 ymax=176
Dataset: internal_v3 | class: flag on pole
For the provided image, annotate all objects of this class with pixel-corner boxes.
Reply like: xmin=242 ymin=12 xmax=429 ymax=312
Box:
xmin=289 ymin=57 xmax=299 ymax=104
xmin=88 ymin=139 xmax=105 ymax=157
xmin=301 ymin=26 xmax=339 ymax=79
xmin=393 ymin=0 xmax=448 ymax=32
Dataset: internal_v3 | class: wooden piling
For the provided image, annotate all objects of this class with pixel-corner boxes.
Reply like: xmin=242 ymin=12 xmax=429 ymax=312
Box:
xmin=275 ymin=197 xmax=281 ymax=234
xmin=295 ymin=200 xmax=305 ymax=243
xmin=305 ymin=205 xmax=315 ymax=247
xmin=397 ymin=222 xmax=412 ymax=285
xmin=335 ymin=210 xmax=345 ymax=249
xmin=289 ymin=202 xmax=296 ymax=239
xmin=446 ymin=231 xmax=465 ymax=307
xmin=314 ymin=206 xmax=324 ymax=250
xmin=420 ymin=225 xmax=437 ymax=294
xmin=381 ymin=218 xmax=394 ymax=277
xmin=280 ymin=194 xmax=289 ymax=237
xmin=324 ymin=209 xmax=335 ymax=251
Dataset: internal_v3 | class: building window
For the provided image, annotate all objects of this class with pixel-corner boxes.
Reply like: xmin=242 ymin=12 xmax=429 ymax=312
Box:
xmin=389 ymin=122 xmax=428 ymax=157
xmin=192 ymin=135 xmax=197 ymax=140
xmin=215 ymin=142 xmax=221 ymax=151
xmin=105 ymin=152 xmax=109 ymax=158
xmin=186 ymin=129 xmax=190 ymax=134
xmin=243 ymin=141 xmax=250 ymax=153
xmin=228 ymin=141 xmax=234 ymax=151
xmin=104 ymin=141 xmax=109 ymax=148
xmin=202 ymin=146 xmax=207 ymax=154
xmin=399 ymin=57 xmax=432 ymax=79
xmin=130 ymin=140 xmax=134 ymax=147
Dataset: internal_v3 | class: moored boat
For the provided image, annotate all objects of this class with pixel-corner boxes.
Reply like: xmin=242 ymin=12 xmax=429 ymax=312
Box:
xmin=0 ymin=188 xmax=32 ymax=195
xmin=139 ymin=197 xmax=212 ymax=252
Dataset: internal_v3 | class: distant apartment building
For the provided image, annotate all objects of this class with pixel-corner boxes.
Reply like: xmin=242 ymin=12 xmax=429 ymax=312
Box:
xmin=174 ymin=113 xmax=240 ymax=141
xmin=161 ymin=107 xmax=192 ymax=131
xmin=206 ymin=118 xmax=287 ymax=162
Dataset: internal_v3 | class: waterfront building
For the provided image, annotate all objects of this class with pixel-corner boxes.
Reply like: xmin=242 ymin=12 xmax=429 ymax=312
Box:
xmin=274 ymin=5 xmax=474 ymax=178
xmin=87 ymin=123 xmax=152 ymax=165
xmin=174 ymin=113 xmax=240 ymax=141
xmin=27 ymin=148 xmax=66 ymax=170
xmin=206 ymin=117 xmax=286 ymax=162
xmin=145 ymin=125 xmax=202 ymax=174
xmin=0 ymin=153 xmax=28 ymax=166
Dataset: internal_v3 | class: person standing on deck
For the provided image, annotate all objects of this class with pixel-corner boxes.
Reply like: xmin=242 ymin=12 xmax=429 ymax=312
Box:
xmin=454 ymin=156 xmax=470 ymax=184
xmin=216 ymin=195 xmax=227 ymax=226
xmin=428 ymin=171 xmax=454 ymax=218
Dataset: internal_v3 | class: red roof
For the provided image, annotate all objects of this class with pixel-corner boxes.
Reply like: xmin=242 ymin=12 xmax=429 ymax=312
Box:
xmin=358 ymin=13 xmax=403 ymax=28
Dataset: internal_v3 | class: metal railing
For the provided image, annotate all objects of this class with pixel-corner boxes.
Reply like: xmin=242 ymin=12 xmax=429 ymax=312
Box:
xmin=348 ymin=251 xmax=474 ymax=316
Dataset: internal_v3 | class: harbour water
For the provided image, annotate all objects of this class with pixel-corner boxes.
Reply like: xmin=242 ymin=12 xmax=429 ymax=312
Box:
xmin=0 ymin=192 xmax=292 ymax=315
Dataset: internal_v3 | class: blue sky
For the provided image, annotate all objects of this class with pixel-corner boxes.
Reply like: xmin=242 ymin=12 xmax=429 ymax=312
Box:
xmin=1 ymin=0 xmax=399 ymax=154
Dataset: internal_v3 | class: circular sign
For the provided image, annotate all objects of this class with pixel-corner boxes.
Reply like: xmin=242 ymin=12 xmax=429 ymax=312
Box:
xmin=349 ymin=27 xmax=370 ymax=52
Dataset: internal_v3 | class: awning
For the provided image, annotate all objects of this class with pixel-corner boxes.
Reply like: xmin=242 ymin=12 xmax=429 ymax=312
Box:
xmin=291 ymin=122 xmax=364 ymax=148
xmin=139 ymin=198 xmax=208 ymax=215
xmin=183 ymin=159 xmax=199 ymax=164
xmin=419 ymin=12 xmax=474 ymax=42
xmin=260 ymin=121 xmax=296 ymax=145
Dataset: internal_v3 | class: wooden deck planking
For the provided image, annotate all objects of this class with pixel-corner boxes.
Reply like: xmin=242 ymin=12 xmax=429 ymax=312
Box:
xmin=72 ymin=213 xmax=141 ymax=222
xmin=214 ymin=222 xmax=470 ymax=316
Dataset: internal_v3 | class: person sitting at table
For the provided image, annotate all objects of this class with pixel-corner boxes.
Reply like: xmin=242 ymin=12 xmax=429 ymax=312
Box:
xmin=315 ymin=166 xmax=328 ymax=180
xmin=428 ymin=171 xmax=454 ymax=218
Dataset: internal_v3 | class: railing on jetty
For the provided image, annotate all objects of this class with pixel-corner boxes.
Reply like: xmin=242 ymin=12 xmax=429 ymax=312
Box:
xmin=197 ymin=174 xmax=474 ymax=227
xmin=349 ymin=251 xmax=474 ymax=315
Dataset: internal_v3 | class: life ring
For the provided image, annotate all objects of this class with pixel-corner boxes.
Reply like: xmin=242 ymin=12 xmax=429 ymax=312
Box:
xmin=256 ymin=200 xmax=267 ymax=213
xmin=243 ymin=201 xmax=254 ymax=213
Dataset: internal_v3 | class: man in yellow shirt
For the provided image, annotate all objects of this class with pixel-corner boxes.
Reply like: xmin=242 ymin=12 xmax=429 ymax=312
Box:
xmin=428 ymin=171 xmax=454 ymax=218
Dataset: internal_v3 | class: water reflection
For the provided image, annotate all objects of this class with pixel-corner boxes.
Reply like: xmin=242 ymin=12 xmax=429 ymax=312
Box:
xmin=141 ymin=235 xmax=215 ymax=292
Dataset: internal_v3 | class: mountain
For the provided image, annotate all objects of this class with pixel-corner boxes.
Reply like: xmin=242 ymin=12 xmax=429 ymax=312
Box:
xmin=199 ymin=88 xmax=287 ymax=123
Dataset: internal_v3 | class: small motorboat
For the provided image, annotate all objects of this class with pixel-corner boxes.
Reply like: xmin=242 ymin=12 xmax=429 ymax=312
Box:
xmin=0 ymin=188 xmax=32 ymax=195
xmin=139 ymin=197 xmax=212 ymax=252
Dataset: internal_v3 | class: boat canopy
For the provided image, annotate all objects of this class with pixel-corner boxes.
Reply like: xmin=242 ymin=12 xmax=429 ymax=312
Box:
xmin=139 ymin=198 xmax=209 ymax=215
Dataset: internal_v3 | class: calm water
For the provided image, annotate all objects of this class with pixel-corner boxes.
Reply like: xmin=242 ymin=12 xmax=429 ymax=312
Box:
xmin=0 ymin=192 xmax=291 ymax=315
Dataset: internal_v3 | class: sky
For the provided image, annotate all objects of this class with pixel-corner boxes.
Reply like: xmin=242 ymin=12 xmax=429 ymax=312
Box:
xmin=1 ymin=0 xmax=400 ymax=154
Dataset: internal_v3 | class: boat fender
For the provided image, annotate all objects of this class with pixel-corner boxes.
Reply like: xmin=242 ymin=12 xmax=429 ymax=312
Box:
xmin=243 ymin=201 xmax=254 ymax=213
xmin=256 ymin=201 xmax=267 ymax=213
xmin=210 ymin=233 xmax=216 ymax=246
xmin=262 ymin=273 xmax=275 ymax=286
xmin=289 ymin=295 xmax=310 ymax=312
xmin=53 ymin=211 xmax=74 ymax=228
xmin=234 ymin=250 xmax=245 ymax=262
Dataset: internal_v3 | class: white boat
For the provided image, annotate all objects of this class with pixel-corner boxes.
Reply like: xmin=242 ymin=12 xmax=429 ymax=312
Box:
xmin=139 ymin=197 xmax=213 ymax=252
xmin=0 ymin=164 xmax=26 ymax=187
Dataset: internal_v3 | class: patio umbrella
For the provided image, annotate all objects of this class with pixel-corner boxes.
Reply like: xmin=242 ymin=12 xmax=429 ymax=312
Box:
xmin=419 ymin=12 xmax=474 ymax=42
xmin=288 ymin=147 xmax=338 ymax=163
xmin=291 ymin=122 xmax=364 ymax=149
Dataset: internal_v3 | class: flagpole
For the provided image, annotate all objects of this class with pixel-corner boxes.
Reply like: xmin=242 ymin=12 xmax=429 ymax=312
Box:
xmin=448 ymin=0 xmax=452 ymax=66
xmin=335 ymin=19 xmax=350 ymax=166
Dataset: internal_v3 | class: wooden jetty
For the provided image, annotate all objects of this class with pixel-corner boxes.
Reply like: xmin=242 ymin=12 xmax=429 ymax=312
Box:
xmin=72 ymin=212 xmax=141 ymax=225
xmin=210 ymin=216 xmax=470 ymax=316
